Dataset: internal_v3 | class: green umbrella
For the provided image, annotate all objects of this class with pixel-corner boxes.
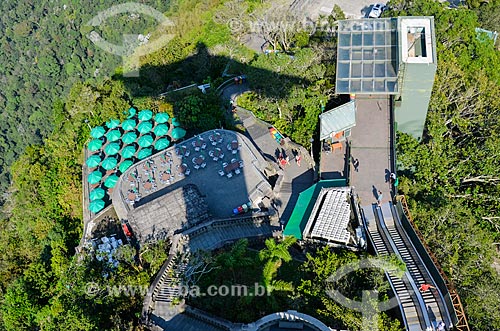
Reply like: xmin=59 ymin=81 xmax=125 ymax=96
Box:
xmin=138 ymin=134 xmax=153 ymax=148
xmin=119 ymin=159 xmax=134 ymax=173
xmin=102 ymin=157 xmax=118 ymax=170
xmin=104 ymin=174 xmax=119 ymax=188
xmin=137 ymin=121 xmax=152 ymax=134
xmin=154 ymin=112 xmax=170 ymax=124
xmin=171 ymin=117 xmax=181 ymax=127
xmin=137 ymin=148 xmax=152 ymax=160
xmin=155 ymin=137 xmax=170 ymax=150
xmin=106 ymin=129 xmax=121 ymax=142
xmin=127 ymin=107 xmax=137 ymax=119
xmin=88 ymin=170 xmax=103 ymax=184
xmin=122 ymin=119 xmax=137 ymax=131
xmin=122 ymin=145 xmax=137 ymax=159
xmin=154 ymin=123 xmax=169 ymax=136
xmin=89 ymin=199 xmax=105 ymax=213
xmin=106 ymin=119 xmax=120 ymax=129
xmin=88 ymin=139 xmax=103 ymax=151
xmin=122 ymin=132 xmax=137 ymax=145
xmin=171 ymin=127 xmax=186 ymax=140
xmin=86 ymin=154 xmax=101 ymax=168
xmin=90 ymin=126 xmax=106 ymax=139
xmin=89 ymin=187 xmax=105 ymax=201
xmin=104 ymin=142 xmax=120 ymax=156
xmin=138 ymin=109 xmax=153 ymax=121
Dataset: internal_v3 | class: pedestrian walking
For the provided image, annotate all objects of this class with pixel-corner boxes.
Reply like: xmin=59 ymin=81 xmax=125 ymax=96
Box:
xmin=295 ymin=154 xmax=302 ymax=167
xmin=353 ymin=158 xmax=359 ymax=172
xmin=377 ymin=190 xmax=383 ymax=206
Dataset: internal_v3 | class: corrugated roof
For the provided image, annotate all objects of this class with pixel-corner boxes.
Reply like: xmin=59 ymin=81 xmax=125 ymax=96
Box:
xmin=283 ymin=179 xmax=347 ymax=239
xmin=319 ymin=101 xmax=356 ymax=140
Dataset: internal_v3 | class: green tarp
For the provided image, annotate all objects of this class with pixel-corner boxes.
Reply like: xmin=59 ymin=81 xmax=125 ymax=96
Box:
xmin=283 ymin=179 xmax=347 ymax=239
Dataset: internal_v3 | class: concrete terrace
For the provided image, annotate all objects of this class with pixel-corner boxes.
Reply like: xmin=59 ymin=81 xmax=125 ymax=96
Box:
xmin=349 ymin=96 xmax=392 ymax=215
xmin=112 ymin=130 xmax=273 ymax=232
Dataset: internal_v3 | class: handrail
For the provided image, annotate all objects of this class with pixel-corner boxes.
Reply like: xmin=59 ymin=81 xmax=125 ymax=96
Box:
xmin=395 ymin=195 xmax=470 ymax=331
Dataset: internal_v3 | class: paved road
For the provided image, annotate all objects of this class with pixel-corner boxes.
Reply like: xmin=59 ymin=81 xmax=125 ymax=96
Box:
xmin=292 ymin=0 xmax=383 ymax=19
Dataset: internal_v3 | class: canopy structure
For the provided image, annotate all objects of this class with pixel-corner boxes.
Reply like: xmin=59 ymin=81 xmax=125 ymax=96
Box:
xmin=88 ymin=139 xmax=103 ymax=151
xmin=319 ymin=101 xmax=356 ymax=140
xmin=127 ymin=107 xmax=137 ymax=119
xmin=104 ymin=142 xmax=121 ymax=156
xmin=137 ymin=121 xmax=153 ymax=134
xmin=119 ymin=159 xmax=133 ymax=173
xmin=153 ymin=123 xmax=169 ymax=136
xmin=137 ymin=148 xmax=152 ymax=160
xmin=90 ymin=126 xmax=106 ymax=139
xmin=106 ymin=119 xmax=121 ymax=129
xmin=171 ymin=117 xmax=181 ymax=127
xmin=89 ymin=199 xmax=105 ymax=213
xmin=122 ymin=132 xmax=137 ymax=145
xmin=102 ymin=157 xmax=118 ymax=170
xmin=89 ymin=187 xmax=105 ymax=201
xmin=171 ymin=127 xmax=186 ymax=140
xmin=88 ymin=170 xmax=103 ymax=184
xmin=122 ymin=119 xmax=137 ymax=131
xmin=106 ymin=129 xmax=122 ymax=142
xmin=104 ymin=174 xmax=119 ymax=188
xmin=155 ymin=138 xmax=170 ymax=150
xmin=122 ymin=145 xmax=137 ymax=159
xmin=138 ymin=134 xmax=153 ymax=148
xmin=154 ymin=112 xmax=170 ymax=124
xmin=138 ymin=109 xmax=153 ymax=121
xmin=86 ymin=155 xmax=101 ymax=168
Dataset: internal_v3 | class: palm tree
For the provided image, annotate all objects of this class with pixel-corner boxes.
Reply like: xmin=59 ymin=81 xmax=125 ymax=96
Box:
xmin=259 ymin=236 xmax=297 ymax=296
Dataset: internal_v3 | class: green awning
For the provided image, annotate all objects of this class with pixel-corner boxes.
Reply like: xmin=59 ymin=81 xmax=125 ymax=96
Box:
xmin=171 ymin=127 xmax=186 ymax=140
xmin=127 ymin=107 xmax=137 ymax=119
xmin=137 ymin=121 xmax=153 ymax=134
xmin=106 ymin=129 xmax=122 ymax=142
xmin=137 ymin=148 xmax=152 ymax=160
xmin=119 ymin=159 xmax=133 ymax=173
xmin=106 ymin=119 xmax=121 ymax=129
xmin=102 ymin=157 xmax=118 ymax=170
xmin=121 ymin=145 xmax=137 ymax=159
xmin=89 ymin=187 xmax=105 ymax=201
xmin=138 ymin=134 xmax=153 ymax=148
xmin=155 ymin=138 xmax=170 ymax=150
xmin=122 ymin=119 xmax=137 ymax=131
xmin=86 ymin=155 xmax=101 ymax=168
xmin=138 ymin=109 xmax=153 ymax=121
xmin=89 ymin=199 xmax=105 ymax=213
xmin=104 ymin=174 xmax=119 ymax=188
xmin=153 ymin=123 xmax=169 ymax=136
xmin=104 ymin=142 xmax=121 ymax=156
xmin=122 ymin=132 xmax=137 ymax=145
xmin=88 ymin=139 xmax=103 ymax=152
xmin=284 ymin=179 xmax=348 ymax=239
xmin=88 ymin=170 xmax=103 ymax=184
xmin=154 ymin=112 xmax=170 ymax=124
xmin=90 ymin=126 xmax=106 ymax=139
xmin=171 ymin=117 xmax=181 ymax=127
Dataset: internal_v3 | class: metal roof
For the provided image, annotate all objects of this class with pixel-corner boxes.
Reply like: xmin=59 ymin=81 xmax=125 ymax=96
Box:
xmin=336 ymin=18 xmax=399 ymax=94
xmin=319 ymin=101 xmax=356 ymax=140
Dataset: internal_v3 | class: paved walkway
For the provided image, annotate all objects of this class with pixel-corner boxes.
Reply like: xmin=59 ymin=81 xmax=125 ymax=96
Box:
xmin=349 ymin=96 xmax=393 ymax=220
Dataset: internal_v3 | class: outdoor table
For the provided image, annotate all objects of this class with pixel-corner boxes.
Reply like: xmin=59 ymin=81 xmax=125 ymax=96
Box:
xmin=192 ymin=155 xmax=205 ymax=165
xmin=176 ymin=146 xmax=187 ymax=156
xmin=193 ymin=138 xmax=204 ymax=148
xmin=212 ymin=148 xmax=223 ymax=158
xmin=161 ymin=173 xmax=171 ymax=181
xmin=144 ymin=181 xmax=153 ymax=190
xmin=128 ymin=192 xmax=136 ymax=201
xmin=179 ymin=163 xmax=187 ymax=174
xmin=209 ymin=132 xmax=222 ymax=143
xmin=127 ymin=174 xmax=136 ymax=182
xmin=143 ymin=162 xmax=152 ymax=170
xmin=224 ymin=161 xmax=240 ymax=173
xmin=231 ymin=140 xmax=239 ymax=150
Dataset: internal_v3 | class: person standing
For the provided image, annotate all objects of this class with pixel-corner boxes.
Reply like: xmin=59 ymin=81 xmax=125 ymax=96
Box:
xmin=353 ymin=158 xmax=359 ymax=172
xmin=377 ymin=190 xmax=383 ymax=206
xmin=295 ymin=154 xmax=302 ymax=167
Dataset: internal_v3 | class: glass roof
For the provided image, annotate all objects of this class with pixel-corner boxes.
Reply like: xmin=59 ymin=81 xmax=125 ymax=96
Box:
xmin=336 ymin=18 xmax=399 ymax=94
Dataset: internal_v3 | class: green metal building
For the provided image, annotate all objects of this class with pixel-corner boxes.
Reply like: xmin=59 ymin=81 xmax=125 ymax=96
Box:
xmin=336 ymin=16 xmax=437 ymax=140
